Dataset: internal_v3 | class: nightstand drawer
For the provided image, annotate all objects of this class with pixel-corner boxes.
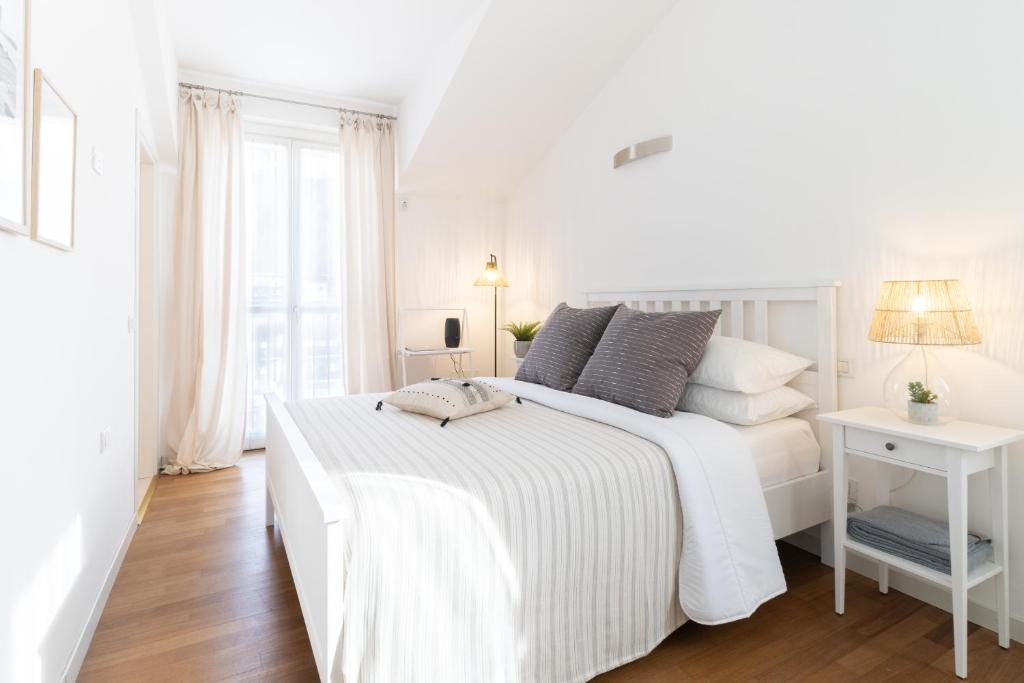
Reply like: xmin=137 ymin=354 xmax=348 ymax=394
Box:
xmin=845 ymin=427 xmax=945 ymax=471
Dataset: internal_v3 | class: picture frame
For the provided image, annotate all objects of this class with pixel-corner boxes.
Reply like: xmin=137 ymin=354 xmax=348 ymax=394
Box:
xmin=30 ymin=68 xmax=76 ymax=251
xmin=0 ymin=0 xmax=31 ymax=236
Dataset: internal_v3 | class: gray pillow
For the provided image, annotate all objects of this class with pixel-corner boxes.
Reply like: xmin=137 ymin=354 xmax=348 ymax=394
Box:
xmin=514 ymin=303 xmax=622 ymax=391
xmin=572 ymin=307 xmax=722 ymax=417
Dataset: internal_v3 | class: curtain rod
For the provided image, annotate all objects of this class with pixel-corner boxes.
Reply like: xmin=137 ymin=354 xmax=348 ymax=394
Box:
xmin=178 ymin=82 xmax=398 ymax=121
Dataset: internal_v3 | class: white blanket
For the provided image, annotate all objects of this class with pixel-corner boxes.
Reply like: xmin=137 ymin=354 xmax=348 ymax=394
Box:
xmin=286 ymin=379 xmax=785 ymax=683
xmin=491 ymin=378 xmax=785 ymax=624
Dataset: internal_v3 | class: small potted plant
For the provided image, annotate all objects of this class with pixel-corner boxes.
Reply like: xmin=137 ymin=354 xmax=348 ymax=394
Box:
xmin=502 ymin=321 xmax=542 ymax=358
xmin=907 ymin=381 xmax=939 ymax=425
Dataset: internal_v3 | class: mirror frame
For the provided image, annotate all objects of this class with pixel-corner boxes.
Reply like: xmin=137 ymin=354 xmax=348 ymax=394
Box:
xmin=30 ymin=67 xmax=77 ymax=251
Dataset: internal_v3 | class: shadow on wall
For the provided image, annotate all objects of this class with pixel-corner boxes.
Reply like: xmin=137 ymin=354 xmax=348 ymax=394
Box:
xmin=8 ymin=516 xmax=83 ymax=682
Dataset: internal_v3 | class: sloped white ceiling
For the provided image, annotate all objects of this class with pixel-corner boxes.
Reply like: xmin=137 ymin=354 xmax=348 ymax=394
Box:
xmin=165 ymin=0 xmax=677 ymax=194
xmin=165 ymin=0 xmax=485 ymax=104
xmin=399 ymin=0 xmax=678 ymax=193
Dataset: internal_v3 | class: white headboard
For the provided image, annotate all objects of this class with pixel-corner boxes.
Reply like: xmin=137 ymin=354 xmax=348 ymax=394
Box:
xmin=585 ymin=281 xmax=840 ymax=469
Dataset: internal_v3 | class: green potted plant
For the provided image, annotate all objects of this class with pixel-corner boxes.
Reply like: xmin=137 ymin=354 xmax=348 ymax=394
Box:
xmin=502 ymin=321 xmax=542 ymax=359
xmin=907 ymin=381 xmax=939 ymax=425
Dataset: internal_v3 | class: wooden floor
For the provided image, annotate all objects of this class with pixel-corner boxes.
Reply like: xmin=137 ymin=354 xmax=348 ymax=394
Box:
xmin=81 ymin=454 xmax=1023 ymax=682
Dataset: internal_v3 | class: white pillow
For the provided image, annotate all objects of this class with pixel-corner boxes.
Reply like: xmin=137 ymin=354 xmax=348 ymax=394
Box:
xmin=689 ymin=336 xmax=813 ymax=394
xmin=381 ymin=378 xmax=514 ymax=425
xmin=679 ymin=383 xmax=815 ymax=426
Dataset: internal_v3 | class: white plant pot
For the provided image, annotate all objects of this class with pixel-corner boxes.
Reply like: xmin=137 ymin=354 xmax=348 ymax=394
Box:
xmin=907 ymin=400 xmax=939 ymax=426
xmin=513 ymin=341 xmax=532 ymax=359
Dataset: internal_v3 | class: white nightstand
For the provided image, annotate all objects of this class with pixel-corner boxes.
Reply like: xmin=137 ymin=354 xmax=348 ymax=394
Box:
xmin=818 ymin=407 xmax=1024 ymax=678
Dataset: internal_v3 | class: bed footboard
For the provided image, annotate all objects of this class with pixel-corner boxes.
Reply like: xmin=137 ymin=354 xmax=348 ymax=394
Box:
xmin=265 ymin=393 xmax=347 ymax=682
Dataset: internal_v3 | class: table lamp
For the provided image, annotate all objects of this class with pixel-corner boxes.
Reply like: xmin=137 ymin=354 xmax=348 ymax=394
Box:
xmin=473 ymin=253 xmax=508 ymax=376
xmin=868 ymin=279 xmax=981 ymax=424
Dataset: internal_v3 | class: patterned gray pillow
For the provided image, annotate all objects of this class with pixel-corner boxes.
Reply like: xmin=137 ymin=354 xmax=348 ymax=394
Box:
xmin=572 ymin=307 xmax=722 ymax=417
xmin=514 ymin=303 xmax=622 ymax=391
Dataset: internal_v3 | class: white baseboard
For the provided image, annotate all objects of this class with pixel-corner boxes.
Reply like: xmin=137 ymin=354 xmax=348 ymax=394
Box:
xmin=61 ymin=515 xmax=137 ymax=682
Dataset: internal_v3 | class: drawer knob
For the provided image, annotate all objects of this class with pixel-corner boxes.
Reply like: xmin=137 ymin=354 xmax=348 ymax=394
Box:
xmin=885 ymin=442 xmax=896 ymax=451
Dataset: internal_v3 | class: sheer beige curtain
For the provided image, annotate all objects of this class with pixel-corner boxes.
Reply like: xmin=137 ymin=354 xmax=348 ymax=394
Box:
xmin=164 ymin=88 xmax=247 ymax=473
xmin=339 ymin=113 xmax=398 ymax=393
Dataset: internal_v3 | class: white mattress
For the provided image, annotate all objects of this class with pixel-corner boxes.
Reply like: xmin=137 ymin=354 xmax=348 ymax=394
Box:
xmin=734 ymin=417 xmax=821 ymax=488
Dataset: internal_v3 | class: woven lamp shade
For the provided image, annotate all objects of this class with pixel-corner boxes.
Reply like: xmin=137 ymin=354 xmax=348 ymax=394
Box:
xmin=473 ymin=254 xmax=509 ymax=288
xmin=868 ymin=280 xmax=981 ymax=345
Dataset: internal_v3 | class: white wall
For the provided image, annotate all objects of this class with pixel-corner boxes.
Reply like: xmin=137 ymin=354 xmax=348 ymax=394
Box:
xmin=506 ymin=0 xmax=1024 ymax=635
xmin=129 ymin=0 xmax=179 ymax=161
xmin=0 ymin=0 xmax=170 ymax=680
xmin=397 ymin=2 xmax=489 ymax=179
xmin=396 ymin=192 xmax=508 ymax=378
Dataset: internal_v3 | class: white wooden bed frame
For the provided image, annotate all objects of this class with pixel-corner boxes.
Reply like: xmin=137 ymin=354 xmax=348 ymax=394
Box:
xmin=585 ymin=282 xmax=839 ymax=554
xmin=265 ymin=281 xmax=839 ymax=682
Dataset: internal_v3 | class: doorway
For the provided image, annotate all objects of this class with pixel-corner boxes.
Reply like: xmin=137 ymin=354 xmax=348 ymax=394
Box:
xmin=134 ymin=118 xmax=159 ymax=515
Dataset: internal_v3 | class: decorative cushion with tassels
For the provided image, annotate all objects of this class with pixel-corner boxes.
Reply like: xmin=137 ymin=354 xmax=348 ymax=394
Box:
xmin=378 ymin=378 xmax=516 ymax=426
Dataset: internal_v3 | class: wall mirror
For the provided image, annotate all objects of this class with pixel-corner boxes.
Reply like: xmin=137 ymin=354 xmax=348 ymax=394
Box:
xmin=0 ymin=0 xmax=31 ymax=235
xmin=31 ymin=68 xmax=76 ymax=250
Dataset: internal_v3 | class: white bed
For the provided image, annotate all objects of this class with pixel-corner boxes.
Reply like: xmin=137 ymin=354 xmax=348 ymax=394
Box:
xmin=265 ymin=282 xmax=838 ymax=683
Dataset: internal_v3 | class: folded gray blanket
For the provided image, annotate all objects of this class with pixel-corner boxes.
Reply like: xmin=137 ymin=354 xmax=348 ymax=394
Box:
xmin=847 ymin=505 xmax=991 ymax=575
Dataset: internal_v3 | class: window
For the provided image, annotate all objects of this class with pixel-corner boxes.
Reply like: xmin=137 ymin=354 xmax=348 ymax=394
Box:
xmin=244 ymin=135 xmax=343 ymax=448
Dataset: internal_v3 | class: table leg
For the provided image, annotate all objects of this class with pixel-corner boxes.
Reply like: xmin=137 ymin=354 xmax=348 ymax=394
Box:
xmin=947 ymin=453 xmax=969 ymax=679
xmin=875 ymin=462 xmax=890 ymax=594
xmin=991 ymin=446 xmax=1010 ymax=649
xmin=833 ymin=427 xmax=847 ymax=615
xmin=265 ymin=483 xmax=275 ymax=528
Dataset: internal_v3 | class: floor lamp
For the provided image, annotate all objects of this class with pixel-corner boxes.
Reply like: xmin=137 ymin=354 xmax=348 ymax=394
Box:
xmin=473 ymin=253 xmax=508 ymax=376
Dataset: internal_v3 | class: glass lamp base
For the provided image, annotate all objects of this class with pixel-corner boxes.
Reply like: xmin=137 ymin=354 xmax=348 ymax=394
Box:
xmin=882 ymin=346 xmax=957 ymax=424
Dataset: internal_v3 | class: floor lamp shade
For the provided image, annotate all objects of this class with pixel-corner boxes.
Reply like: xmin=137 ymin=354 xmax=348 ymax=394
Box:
xmin=473 ymin=253 xmax=508 ymax=375
xmin=869 ymin=280 xmax=980 ymax=424
xmin=473 ymin=254 xmax=509 ymax=288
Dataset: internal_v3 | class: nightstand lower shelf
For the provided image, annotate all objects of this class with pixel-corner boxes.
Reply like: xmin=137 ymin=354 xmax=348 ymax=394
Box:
xmin=843 ymin=538 xmax=1002 ymax=591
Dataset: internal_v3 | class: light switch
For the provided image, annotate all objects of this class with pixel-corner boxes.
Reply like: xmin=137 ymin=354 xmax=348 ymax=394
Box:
xmin=91 ymin=146 xmax=103 ymax=176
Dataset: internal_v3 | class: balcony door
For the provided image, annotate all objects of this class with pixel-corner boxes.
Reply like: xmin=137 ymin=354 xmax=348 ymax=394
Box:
xmin=244 ymin=134 xmax=344 ymax=448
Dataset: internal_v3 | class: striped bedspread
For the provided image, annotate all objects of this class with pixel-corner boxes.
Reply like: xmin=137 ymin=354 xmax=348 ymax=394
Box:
xmin=286 ymin=379 xmax=784 ymax=683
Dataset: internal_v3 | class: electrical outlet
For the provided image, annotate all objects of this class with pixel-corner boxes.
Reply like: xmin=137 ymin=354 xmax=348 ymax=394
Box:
xmin=847 ymin=478 xmax=859 ymax=507
xmin=99 ymin=429 xmax=111 ymax=454
xmin=837 ymin=358 xmax=855 ymax=377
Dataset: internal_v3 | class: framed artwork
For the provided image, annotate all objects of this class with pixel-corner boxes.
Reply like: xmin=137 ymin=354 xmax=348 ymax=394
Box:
xmin=0 ymin=0 xmax=30 ymax=235
xmin=30 ymin=68 xmax=76 ymax=250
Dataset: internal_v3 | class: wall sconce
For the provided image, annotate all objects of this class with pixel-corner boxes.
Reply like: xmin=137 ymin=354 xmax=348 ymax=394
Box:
xmin=613 ymin=135 xmax=672 ymax=169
